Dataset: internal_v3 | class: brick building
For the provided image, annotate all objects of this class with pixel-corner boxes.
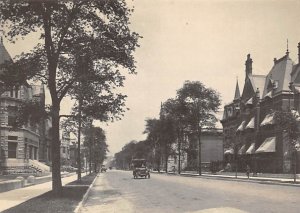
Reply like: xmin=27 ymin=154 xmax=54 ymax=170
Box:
xmin=0 ymin=39 xmax=49 ymax=172
xmin=221 ymin=43 xmax=300 ymax=173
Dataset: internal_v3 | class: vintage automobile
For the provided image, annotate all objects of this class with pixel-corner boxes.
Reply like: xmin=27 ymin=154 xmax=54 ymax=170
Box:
xmin=101 ymin=165 xmax=107 ymax=172
xmin=131 ymin=159 xmax=150 ymax=179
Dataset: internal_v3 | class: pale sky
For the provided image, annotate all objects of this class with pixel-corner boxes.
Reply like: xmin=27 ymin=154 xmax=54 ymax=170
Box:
xmin=3 ymin=0 xmax=300 ymax=154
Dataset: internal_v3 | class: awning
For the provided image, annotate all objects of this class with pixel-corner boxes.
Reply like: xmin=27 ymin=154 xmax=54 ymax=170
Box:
xmin=246 ymin=143 xmax=256 ymax=154
xmin=246 ymin=97 xmax=253 ymax=105
xmin=260 ymin=113 xmax=275 ymax=126
xmin=255 ymin=137 xmax=276 ymax=153
xmin=245 ymin=117 xmax=255 ymax=129
xmin=238 ymin=144 xmax=246 ymax=155
xmin=294 ymin=86 xmax=300 ymax=93
xmin=264 ymin=90 xmax=272 ymax=99
xmin=236 ymin=121 xmax=246 ymax=132
xmin=224 ymin=149 xmax=234 ymax=155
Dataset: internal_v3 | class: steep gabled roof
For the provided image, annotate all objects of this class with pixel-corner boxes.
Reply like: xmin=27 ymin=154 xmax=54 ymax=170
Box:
xmin=242 ymin=74 xmax=266 ymax=100
xmin=262 ymin=54 xmax=294 ymax=97
xmin=248 ymin=74 xmax=266 ymax=98
xmin=0 ymin=40 xmax=12 ymax=65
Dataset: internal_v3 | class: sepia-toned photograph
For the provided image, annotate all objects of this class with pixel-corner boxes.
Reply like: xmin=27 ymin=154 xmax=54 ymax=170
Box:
xmin=0 ymin=0 xmax=300 ymax=212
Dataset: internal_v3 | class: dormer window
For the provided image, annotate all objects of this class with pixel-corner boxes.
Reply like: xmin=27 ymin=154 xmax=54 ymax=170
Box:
xmin=273 ymin=80 xmax=279 ymax=89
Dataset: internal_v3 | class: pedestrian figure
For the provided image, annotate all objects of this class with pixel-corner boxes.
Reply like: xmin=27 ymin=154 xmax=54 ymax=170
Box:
xmin=246 ymin=164 xmax=250 ymax=179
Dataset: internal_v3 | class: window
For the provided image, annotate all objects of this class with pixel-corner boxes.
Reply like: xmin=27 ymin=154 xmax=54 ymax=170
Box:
xmin=10 ymin=88 xmax=13 ymax=97
xmin=15 ymin=86 xmax=19 ymax=98
xmin=8 ymin=136 xmax=18 ymax=141
xmin=24 ymin=144 xmax=27 ymax=159
xmin=8 ymin=116 xmax=17 ymax=126
xmin=8 ymin=142 xmax=17 ymax=158
xmin=29 ymin=146 xmax=33 ymax=159
xmin=7 ymin=106 xmax=17 ymax=126
xmin=34 ymin=147 xmax=37 ymax=160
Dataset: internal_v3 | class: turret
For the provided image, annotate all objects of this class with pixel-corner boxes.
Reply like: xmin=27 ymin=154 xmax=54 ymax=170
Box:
xmin=234 ymin=79 xmax=240 ymax=101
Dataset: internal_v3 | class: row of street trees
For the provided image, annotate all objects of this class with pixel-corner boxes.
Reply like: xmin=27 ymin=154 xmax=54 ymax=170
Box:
xmin=0 ymin=0 xmax=140 ymax=194
xmin=61 ymin=117 xmax=108 ymax=174
xmin=115 ymin=81 xmax=221 ymax=175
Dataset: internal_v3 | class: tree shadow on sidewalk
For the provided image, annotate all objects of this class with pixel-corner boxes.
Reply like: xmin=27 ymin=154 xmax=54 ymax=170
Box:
xmin=3 ymin=174 xmax=97 ymax=213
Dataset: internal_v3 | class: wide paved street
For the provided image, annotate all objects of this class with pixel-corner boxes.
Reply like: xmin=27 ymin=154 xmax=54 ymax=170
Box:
xmin=81 ymin=170 xmax=300 ymax=213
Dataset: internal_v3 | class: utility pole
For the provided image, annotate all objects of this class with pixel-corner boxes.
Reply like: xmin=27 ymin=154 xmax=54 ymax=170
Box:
xmin=197 ymin=122 xmax=202 ymax=175
xmin=196 ymin=101 xmax=202 ymax=176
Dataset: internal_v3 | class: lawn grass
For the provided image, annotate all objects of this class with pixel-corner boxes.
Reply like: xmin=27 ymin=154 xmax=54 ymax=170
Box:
xmin=3 ymin=173 xmax=97 ymax=213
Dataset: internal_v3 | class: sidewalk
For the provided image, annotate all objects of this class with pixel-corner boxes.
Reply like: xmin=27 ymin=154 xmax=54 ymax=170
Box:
xmin=0 ymin=173 xmax=85 ymax=212
xmin=154 ymin=171 xmax=300 ymax=186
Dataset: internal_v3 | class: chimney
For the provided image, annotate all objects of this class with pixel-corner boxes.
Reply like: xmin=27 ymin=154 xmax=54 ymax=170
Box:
xmin=245 ymin=54 xmax=253 ymax=77
xmin=274 ymin=58 xmax=277 ymax=64
xmin=298 ymin=42 xmax=300 ymax=64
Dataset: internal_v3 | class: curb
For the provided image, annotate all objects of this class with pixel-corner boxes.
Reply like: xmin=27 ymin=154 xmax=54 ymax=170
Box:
xmin=74 ymin=173 xmax=99 ymax=213
xmin=153 ymin=171 xmax=300 ymax=187
xmin=181 ymin=173 xmax=300 ymax=187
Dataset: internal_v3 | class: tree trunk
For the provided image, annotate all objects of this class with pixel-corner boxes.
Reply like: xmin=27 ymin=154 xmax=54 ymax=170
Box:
xmin=164 ymin=149 xmax=168 ymax=173
xmin=89 ymin=142 xmax=92 ymax=174
xmin=51 ymin=102 xmax=62 ymax=194
xmin=177 ymin=129 xmax=181 ymax=174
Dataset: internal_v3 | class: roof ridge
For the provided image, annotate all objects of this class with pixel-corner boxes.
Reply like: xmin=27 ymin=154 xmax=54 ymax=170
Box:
xmin=274 ymin=54 xmax=290 ymax=64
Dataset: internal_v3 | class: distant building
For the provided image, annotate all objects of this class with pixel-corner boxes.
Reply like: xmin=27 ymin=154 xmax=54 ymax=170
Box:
xmin=60 ymin=130 xmax=71 ymax=166
xmin=159 ymin=103 xmax=224 ymax=172
xmin=186 ymin=129 xmax=223 ymax=170
xmin=221 ymin=43 xmax=300 ymax=173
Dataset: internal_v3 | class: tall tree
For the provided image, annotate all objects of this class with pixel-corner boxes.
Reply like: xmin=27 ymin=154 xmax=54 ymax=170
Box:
xmin=143 ymin=118 xmax=161 ymax=170
xmin=159 ymin=115 xmax=176 ymax=172
xmin=84 ymin=125 xmax=108 ymax=173
xmin=162 ymin=98 xmax=189 ymax=174
xmin=274 ymin=109 xmax=300 ymax=181
xmin=177 ymin=80 xmax=221 ymax=175
xmin=0 ymin=0 xmax=139 ymax=194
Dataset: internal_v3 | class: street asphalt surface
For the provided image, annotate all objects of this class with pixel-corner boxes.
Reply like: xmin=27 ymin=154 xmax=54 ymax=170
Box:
xmin=80 ymin=170 xmax=300 ymax=213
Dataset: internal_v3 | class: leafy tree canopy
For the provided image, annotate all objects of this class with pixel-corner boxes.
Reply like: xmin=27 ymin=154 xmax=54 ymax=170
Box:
xmin=177 ymin=80 xmax=221 ymax=129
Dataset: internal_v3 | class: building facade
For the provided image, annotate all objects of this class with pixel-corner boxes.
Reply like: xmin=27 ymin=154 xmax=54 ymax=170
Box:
xmin=60 ymin=130 xmax=71 ymax=166
xmin=221 ymin=43 xmax=300 ymax=173
xmin=186 ymin=129 xmax=223 ymax=171
xmin=0 ymin=40 xmax=47 ymax=171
